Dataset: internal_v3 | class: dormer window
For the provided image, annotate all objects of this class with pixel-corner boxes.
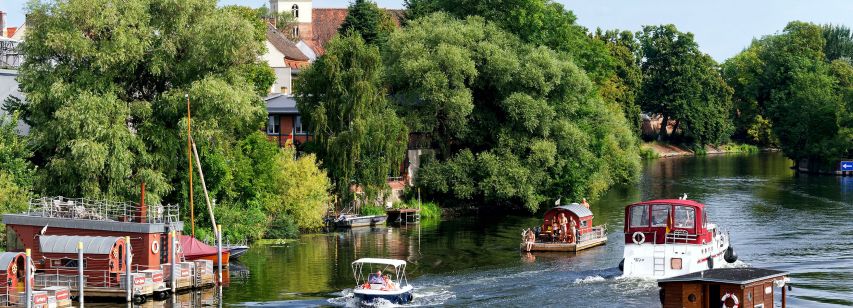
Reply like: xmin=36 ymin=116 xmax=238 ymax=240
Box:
xmin=292 ymin=4 xmax=299 ymax=18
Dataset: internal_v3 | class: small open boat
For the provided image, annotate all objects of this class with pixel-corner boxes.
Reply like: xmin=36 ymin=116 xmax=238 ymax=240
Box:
xmin=351 ymin=258 xmax=414 ymax=304
xmin=520 ymin=203 xmax=608 ymax=252
xmin=334 ymin=214 xmax=387 ymax=228
xmin=180 ymin=235 xmax=230 ymax=266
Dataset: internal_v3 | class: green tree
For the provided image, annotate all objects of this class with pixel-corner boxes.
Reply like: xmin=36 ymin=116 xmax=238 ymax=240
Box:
xmin=339 ymin=0 xmax=396 ymax=46
xmin=295 ymin=32 xmax=408 ymax=205
xmin=637 ymin=24 xmax=734 ymax=145
xmin=0 ymin=112 xmax=35 ymax=246
xmin=595 ymin=29 xmax=643 ymax=134
xmin=389 ymin=14 xmax=640 ymax=211
xmin=822 ymin=24 xmax=853 ymax=62
xmin=15 ymin=0 xmax=278 ymax=240
xmin=271 ymin=146 xmax=332 ymax=232
xmin=404 ymin=0 xmax=614 ymax=84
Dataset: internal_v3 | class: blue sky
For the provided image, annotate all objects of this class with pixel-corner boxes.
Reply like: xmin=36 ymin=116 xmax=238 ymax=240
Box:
xmin=3 ymin=0 xmax=853 ymax=61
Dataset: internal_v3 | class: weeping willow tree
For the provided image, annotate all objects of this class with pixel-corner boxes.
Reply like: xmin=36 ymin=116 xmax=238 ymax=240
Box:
xmin=295 ymin=32 xmax=408 ymax=205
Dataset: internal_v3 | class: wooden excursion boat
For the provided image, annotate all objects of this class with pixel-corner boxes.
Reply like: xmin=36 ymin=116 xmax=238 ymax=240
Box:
xmin=520 ymin=203 xmax=607 ymax=252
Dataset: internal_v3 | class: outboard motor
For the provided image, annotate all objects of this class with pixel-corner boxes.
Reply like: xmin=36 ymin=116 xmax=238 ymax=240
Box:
xmin=724 ymin=246 xmax=738 ymax=263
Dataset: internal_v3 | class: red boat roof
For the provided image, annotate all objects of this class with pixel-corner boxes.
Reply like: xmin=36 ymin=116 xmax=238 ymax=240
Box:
xmin=628 ymin=199 xmax=705 ymax=209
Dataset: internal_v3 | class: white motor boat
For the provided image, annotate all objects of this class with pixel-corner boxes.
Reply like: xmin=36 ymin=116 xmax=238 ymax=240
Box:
xmin=351 ymin=258 xmax=414 ymax=304
xmin=620 ymin=198 xmax=738 ymax=279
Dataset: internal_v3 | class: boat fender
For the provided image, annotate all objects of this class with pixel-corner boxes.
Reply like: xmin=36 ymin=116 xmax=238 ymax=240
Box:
xmin=619 ymin=258 xmax=624 ymax=272
xmin=151 ymin=240 xmax=160 ymax=254
xmin=707 ymin=257 xmax=714 ymax=269
xmin=632 ymin=232 xmax=645 ymax=245
xmin=720 ymin=292 xmax=739 ymax=308
xmin=724 ymin=246 xmax=738 ymax=263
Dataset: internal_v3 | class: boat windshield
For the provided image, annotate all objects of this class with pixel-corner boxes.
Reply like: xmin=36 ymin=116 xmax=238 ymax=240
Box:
xmin=630 ymin=205 xmax=649 ymax=227
xmin=674 ymin=206 xmax=695 ymax=228
xmin=351 ymin=260 xmax=408 ymax=289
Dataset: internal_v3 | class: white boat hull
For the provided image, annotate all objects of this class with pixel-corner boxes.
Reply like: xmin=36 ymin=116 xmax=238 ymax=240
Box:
xmin=622 ymin=226 xmax=732 ymax=279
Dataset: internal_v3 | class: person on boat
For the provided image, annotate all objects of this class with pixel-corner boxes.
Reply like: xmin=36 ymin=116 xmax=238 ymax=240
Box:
xmin=581 ymin=198 xmax=590 ymax=208
xmin=524 ymin=228 xmax=536 ymax=251
xmin=369 ymin=271 xmax=384 ymax=284
xmin=382 ymin=274 xmax=397 ymax=290
xmin=558 ymin=213 xmax=569 ymax=243
xmin=551 ymin=220 xmax=560 ymax=242
xmin=569 ymin=216 xmax=578 ymax=244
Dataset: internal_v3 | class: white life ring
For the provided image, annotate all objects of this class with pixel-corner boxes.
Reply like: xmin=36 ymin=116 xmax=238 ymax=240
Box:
xmin=632 ymin=232 xmax=645 ymax=245
xmin=720 ymin=292 xmax=739 ymax=308
xmin=151 ymin=241 xmax=160 ymax=254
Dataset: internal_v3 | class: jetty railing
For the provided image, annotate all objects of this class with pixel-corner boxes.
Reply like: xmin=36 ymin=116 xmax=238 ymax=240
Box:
xmin=25 ymin=196 xmax=180 ymax=224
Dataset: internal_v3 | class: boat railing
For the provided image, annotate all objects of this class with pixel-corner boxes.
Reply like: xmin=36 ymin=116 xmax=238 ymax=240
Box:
xmin=25 ymin=196 xmax=180 ymax=224
xmin=578 ymin=225 xmax=607 ymax=243
xmin=665 ymin=230 xmax=697 ymax=244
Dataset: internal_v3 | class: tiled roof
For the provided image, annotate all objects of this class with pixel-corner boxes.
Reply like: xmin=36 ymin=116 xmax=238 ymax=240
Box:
xmin=310 ymin=8 xmax=404 ymax=55
xmin=266 ymin=23 xmax=309 ymax=62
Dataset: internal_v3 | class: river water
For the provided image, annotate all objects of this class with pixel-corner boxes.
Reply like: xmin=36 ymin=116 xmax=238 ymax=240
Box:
xmin=221 ymin=152 xmax=853 ymax=307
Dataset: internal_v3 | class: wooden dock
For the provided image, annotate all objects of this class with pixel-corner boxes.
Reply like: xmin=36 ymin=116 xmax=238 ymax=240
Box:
xmin=386 ymin=208 xmax=420 ymax=224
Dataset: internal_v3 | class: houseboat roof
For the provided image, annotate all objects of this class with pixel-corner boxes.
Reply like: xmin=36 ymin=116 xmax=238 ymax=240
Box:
xmin=548 ymin=203 xmax=593 ymax=217
xmin=39 ymin=235 xmax=122 ymax=254
xmin=658 ymin=268 xmax=788 ymax=285
xmin=0 ymin=252 xmax=23 ymax=268
xmin=630 ymin=199 xmax=706 ymax=210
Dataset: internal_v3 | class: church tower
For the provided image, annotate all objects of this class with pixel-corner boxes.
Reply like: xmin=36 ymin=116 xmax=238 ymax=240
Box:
xmin=270 ymin=0 xmax=313 ymax=41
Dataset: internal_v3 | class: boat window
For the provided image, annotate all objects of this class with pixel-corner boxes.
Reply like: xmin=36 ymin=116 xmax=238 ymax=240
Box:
xmin=651 ymin=204 xmax=670 ymax=227
xmin=629 ymin=205 xmax=649 ymax=227
xmin=674 ymin=206 xmax=695 ymax=228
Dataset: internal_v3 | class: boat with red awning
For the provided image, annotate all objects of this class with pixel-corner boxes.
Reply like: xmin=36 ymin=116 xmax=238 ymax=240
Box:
xmin=180 ymin=236 xmax=230 ymax=267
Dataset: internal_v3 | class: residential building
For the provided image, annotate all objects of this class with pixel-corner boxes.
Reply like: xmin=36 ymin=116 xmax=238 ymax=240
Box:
xmin=265 ymin=93 xmax=310 ymax=148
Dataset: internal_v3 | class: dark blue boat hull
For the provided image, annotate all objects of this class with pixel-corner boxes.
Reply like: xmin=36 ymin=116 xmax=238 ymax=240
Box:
xmin=354 ymin=291 xmax=413 ymax=304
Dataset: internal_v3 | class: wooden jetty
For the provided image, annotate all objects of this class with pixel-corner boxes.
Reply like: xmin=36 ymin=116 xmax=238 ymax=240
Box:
xmin=386 ymin=208 xmax=420 ymax=224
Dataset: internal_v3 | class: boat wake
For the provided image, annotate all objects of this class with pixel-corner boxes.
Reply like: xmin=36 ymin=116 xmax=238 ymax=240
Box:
xmin=326 ymin=286 xmax=456 ymax=307
xmin=573 ymin=275 xmax=606 ymax=284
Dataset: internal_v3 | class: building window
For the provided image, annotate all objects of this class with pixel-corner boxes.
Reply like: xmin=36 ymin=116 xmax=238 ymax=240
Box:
xmin=295 ymin=116 xmax=304 ymax=134
xmin=292 ymin=4 xmax=299 ymax=18
xmin=6 ymin=227 xmax=24 ymax=251
xmin=56 ymin=258 xmax=86 ymax=269
xmin=292 ymin=26 xmax=299 ymax=38
xmin=267 ymin=115 xmax=280 ymax=135
xmin=281 ymin=87 xmax=289 ymax=94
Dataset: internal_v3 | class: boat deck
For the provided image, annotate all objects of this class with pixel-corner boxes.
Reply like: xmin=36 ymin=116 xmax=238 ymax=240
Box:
xmin=520 ymin=236 xmax=608 ymax=252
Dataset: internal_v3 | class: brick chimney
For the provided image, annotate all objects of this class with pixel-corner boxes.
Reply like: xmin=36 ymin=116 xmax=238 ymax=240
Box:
xmin=1 ymin=11 xmax=6 ymax=37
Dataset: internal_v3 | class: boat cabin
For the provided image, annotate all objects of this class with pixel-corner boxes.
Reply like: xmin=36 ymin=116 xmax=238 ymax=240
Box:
xmin=38 ymin=235 xmax=128 ymax=285
xmin=542 ymin=203 xmax=594 ymax=236
xmin=658 ymin=268 xmax=790 ymax=308
xmin=624 ymin=199 xmax=713 ymax=245
xmin=0 ymin=252 xmax=33 ymax=296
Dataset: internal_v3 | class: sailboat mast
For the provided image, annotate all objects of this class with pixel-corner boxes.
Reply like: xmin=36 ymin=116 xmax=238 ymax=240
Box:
xmin=187 ymin=94 xmax=195 ymax=237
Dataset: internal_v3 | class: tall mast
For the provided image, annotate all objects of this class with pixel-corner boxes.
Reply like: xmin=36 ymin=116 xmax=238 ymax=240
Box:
xmin=187 ymin=94 xmax=195 ymax=237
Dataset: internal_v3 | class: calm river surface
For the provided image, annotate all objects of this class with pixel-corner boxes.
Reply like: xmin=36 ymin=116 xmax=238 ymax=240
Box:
xmin=221 ymin=152 xmax=853 ymax=307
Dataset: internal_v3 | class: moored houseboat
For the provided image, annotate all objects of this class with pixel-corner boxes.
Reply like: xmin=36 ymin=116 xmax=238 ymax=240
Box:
xmin=620 ymin=198 xmax=739 ymax=279
xmin=658 ymin=267 xmax=791 ymax=308
xmin=520 ymin=203 xmax=607 ymax=252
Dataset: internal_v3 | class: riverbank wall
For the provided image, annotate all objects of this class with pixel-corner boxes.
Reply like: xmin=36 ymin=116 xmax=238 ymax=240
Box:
xmin=795 ymin=158 xmax=853 ymax=176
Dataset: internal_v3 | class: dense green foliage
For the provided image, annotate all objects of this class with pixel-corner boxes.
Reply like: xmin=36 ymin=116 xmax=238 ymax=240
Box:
xmin=724 ymin=21 xmax=853 ymax=165
xmin=10 ymin=0 xmax=328 ymax=241
xmin=388 ymin=14 xmax=640 ymax=211
xmin=0 ymin=113 xmax=34 ymax=245
xmin=295 ymin=33 xmax=409 ymax=205
xmin=404 ymin=0 xmax=613 ymax=84
xmin=339 ymin=0 xmax=396 ymax=46
xmin=638 ymin=25 xmax=734 ymax=145
xmin=595 ymin=29 xmax=643 ymax=134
